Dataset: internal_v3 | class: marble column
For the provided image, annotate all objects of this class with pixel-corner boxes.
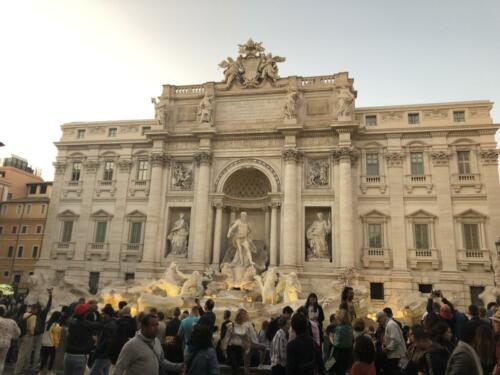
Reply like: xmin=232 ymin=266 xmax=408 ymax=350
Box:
xmin=142 ymin=152 xmax=168 ymax=264
xmin=334 ymin=147 xmax=356 ymax=268
xmin=264 ymin=206 xmax=270 ymax=250
xmin=191 ymin=151 xmax=212 ymax=266
xmin=212 ymin=202 xmax=223 ymax=266
xmin=270 ymin=202 xmax=279 ymax=266
xmin=281 ymin=149 xmax=300 ymax=268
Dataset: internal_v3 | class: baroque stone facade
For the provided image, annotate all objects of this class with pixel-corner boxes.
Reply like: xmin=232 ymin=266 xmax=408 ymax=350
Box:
xmin=36 ymin=40 xmax=500 ymax=308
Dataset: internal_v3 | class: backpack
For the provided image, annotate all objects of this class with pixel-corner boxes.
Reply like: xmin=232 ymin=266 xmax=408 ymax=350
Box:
xmin=18 ymin=314 xmax=34 ymax=337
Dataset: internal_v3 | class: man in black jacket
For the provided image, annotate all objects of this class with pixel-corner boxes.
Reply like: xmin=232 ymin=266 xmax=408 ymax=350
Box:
xmin=109 ymin=306 xmax=137 ymax=365
xmin=266 ymin=306 xmax=294 ymax=342
xmin=286 ymin=313 xmax=323 ymax=375
xmin=89 ymin=305 xmax=116 ymax=375
xmin=198 ymin=299 xmax=216 ymax=333
xmin=64 ymin=303 xmax=104 ymax=375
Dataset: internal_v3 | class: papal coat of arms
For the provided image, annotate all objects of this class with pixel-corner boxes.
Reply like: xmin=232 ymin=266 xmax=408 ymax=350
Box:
xmin=218 ymin=38 xmax=286 ymax=89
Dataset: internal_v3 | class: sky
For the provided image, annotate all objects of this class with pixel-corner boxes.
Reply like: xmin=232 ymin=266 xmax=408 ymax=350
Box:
xmin=0 ymin=0 xmax=499 ymax=180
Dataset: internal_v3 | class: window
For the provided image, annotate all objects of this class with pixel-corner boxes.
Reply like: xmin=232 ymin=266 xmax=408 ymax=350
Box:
xmin=16 ymin=205 xmax=23 ymax=216
xmin=61 ymin=221 xmax=74 ymax=243
xmin=29 ymin=185 xmax=37 ymax=194
xmin=129 ymin=222 xmax=143 ymax=244
xmin=457 ymin=151 xmax=471 ymax=174
xmin=3 ymin=271 xmax=9 ymax=277
xmin=368 ymin=224 xmax=382 ymax=248
xmin=365 ymin=115 xmax=377 ymax=126
xmin=370 ymin=282 xmax=384 ymax=300
xmin=463 ymin=223 xmax=480 ymax=250
xmin=71 ymin=162 xmax=82 ymax=181
xmin=0 ymin=205 xmax=6 ymax=215
xmin=0 ymin=226 xmax=3 ymax=234
xmin=89 ymin=272 xmax=100 ymax=295
xmin=7 ymin=246 xmax=14 ymax=258
xmin=103 ymin=161 xmax=114 ymax=181
xmin=77 ymin=129 xmax=86 ymax=139
xmin=141 ymin=126 xmax=151 ymax=135
xmin=40 ymin=205 xmax=46 ymax=214
xmin=11 ymin=226 xmax=17 ymax=234
xmin=418 ymin=284 xmax=433 ymax=294
xmin=36 ymin=225 xmax=43 ymax=234
xmin=408 ymin=113 xmax=420 ymax=124
xmin=25 ymin=205 xmax=31 ymax=214
xmin=136 ymin=160 xmax=148 ymax=181
xmin=94 ymin=221 xmax=107 ymax=243
xmin=366 ymin=153 xmax=380 ymax=176
xmin=40 ymin=184 xmax=47 ymax=194
xmin=21 ymin=225 xmax=27 ymax=234
xmin=125 ymin=273 xmax=135 ymax=281
xmin=17 ymin=246 xmax=24 ymax=258
xmin=453 ymin=111 xmax=465 ymax=123
xmin=410 ymin=152 xmax=424 ymax=176
xmin=108 ymin=128 xmax=117 ymax=137
xmin=13 ymin=274 xmax=21 ymax=284
xmin=414 ymin=223 xmax=430 ymax=249
xmin=32 ymin=246 xmax=39 ymax=258
xmin=470 ymin=286 xmax=485 ymax=306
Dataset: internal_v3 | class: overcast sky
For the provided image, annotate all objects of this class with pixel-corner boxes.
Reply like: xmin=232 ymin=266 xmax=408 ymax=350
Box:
xmin=1 ymin=0 xmax=499 ymax=180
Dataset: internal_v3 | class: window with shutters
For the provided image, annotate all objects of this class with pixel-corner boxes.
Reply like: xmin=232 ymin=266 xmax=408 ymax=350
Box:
xmin=136 ymin=160 xmax=148 ymax=181
xmin=366 ymin=153 xmax=380 ymax=176
xmin=94 ymin=221 xmax=107 ymax=243
xmin=410 ymin=152 xmax=424 ymax=176
xmin=71 ymin=162 xmax=82 ymax=181
xmin=463 ymin=223 xmax=480 ymax=250
xmin=457 ymin=151 xmax=471 ymax=175
xmin=414 ymin=223 xmax=430 ymax=249
xmin=61 ymin=221 xmax=74 ymax=243
xmin=103 ymin=161 xmax=114 ymax=181
xmin=368 ymin=224 xmax=382 ymax=248
xmin=129 ymin=222 xmax=143 ymax=244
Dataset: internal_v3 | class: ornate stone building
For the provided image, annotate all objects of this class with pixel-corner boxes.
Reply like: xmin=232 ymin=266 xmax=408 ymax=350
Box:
xmin=37 ymin=40 xmax=500 ymax=307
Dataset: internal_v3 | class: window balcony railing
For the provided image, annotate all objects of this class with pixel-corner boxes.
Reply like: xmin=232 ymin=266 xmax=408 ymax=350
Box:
xmin=66 ymin=180 xmax=82 ymax=187
xmin=86 ymin=243 xmax=110 ymax=260
xmin=129 ymin=180 xmax=150 ymax=197
xmin=360 ymin=175 xmax=387 ymax=194
xmin=457 ymin=249 xmax=491 ymax=271
xmin=404 ymin=174 xmax=433 ymax=193
xmin=98 ymin=179 xmax=114 ymax=186
xmin=120 ymin=243 xmax=144 ymax=261
xmin=362 ymin=247 xmax=391 ymax=269
xmin=408 ymin=248 xmax=439 ymax=270
xmin=51 ymin=242 xmax=75 ymax=259
xmin=451 ymin=173 xmax=482 ymax=193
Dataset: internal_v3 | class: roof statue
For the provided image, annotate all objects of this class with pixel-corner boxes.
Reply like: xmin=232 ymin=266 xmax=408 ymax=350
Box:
xmin=218 ymin=38 xmax=286 ymax=89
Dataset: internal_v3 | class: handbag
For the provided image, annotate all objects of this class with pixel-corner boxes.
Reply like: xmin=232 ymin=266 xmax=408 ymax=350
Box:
xmin=324 ymin=346 xmax=337 ymax=371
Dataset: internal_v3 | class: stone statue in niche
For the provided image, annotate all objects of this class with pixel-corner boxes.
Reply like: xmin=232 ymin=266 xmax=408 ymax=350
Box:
xmin=172 ymin=163 xmax=193 ymax=190
xmin=306 ymin=212 xmax=331 ymax=260
xmin=151 ymin=97 xmax=168 ymax=126
xmin=336 ymin=88 xmax=355 ymax=120
xmin=167 ymin=213 xmax=189 ymax=256
xmin=197 ymin=94 xmax=214 ymax=124
xmin=283 ymin=91 xmax=300 ymax=120
xmin=226 ymin=212 xmax=256 ymax=268
xmin=307 ymin=159 xmax=329 ymax=187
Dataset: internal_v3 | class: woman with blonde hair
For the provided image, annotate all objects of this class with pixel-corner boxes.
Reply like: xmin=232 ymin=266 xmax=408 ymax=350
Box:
xmin=221 ymin=309 xmax=264 ymax=375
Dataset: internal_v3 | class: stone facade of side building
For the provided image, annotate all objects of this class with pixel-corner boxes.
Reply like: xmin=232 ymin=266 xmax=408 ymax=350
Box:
xmin=35 ymin=40 xmax=500 ymax=309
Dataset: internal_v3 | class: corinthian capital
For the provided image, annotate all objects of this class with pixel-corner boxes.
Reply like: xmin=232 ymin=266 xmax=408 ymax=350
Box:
xmin=150 ymin=152 xmax=170 ymax=167
xmin=282 ymin=148 xmax=302 ymax=162
xmin=332 ymin=147 xmax=358 ymax=163
xmin=53 ymin=161 xmax=67 ymax=175
xmin=479 ymin=149 xmax=499 ymax=165
xmin=384 ymin=152 xmax=405 ymax=167
xmin=194 ymin=151 xmax=213 ymax=165
xmin=430 ymin=151 xmax=451 ymax=166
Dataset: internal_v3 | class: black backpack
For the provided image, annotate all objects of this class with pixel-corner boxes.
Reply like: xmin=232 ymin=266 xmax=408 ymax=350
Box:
xmin=18 ymin=314 xmax=34 ymax=337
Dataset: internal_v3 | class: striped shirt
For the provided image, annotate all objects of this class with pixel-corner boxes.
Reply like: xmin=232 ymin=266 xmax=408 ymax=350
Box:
xmin=271 ymin=328 xmax=287 ymax=367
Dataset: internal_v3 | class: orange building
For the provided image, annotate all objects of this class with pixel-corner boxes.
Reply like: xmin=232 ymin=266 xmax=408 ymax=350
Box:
xmin=0 ymin=155 xmax=44 ymax=200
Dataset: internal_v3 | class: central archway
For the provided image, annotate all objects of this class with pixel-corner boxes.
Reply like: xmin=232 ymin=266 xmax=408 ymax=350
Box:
xmin=222 ymin=168 xmax=271 ymax=200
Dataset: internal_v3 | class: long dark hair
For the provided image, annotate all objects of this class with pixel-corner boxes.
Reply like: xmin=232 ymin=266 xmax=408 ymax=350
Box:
xmin=305 ymin=293 xmax=319 ymax=312
xmin=341 ymin=287 xmax=353 ymax=303
xmin=353 ymin=335 xmax=375 ymax=364
xmin=46 ymin=311 xmax=62 ymax=331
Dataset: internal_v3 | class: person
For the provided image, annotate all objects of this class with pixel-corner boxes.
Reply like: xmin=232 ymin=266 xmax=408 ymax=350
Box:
xmin=488 ymin=302 xmax=498 ymax=319
xmin=339 ymin=286 xmax=356 ymax=323
xmin=331 ymin=309 xmax=354 ymax=375
xmin=216 ymin=310 xmax=231 ymax=363
xmin=429 ymin=320 xmax=456 ymax=354
xmin=185 ymin=324 xmax=220 ymax=375
xmin=109 ymin=306 xmax=137 ymax=365
xmin=14 ymin=300 xmax=43 ymax=375
xmin=89 ymin=305 xmax=117 ymax=375
xmin=270 ymin=316 xmax=289 ymax=375
xmin=165 ymin=307 xmax=183 ymax=375
xmin=258 ymin=320 xmax=271 ymax=365
xmin=198 ymin=299 xmax=216 ymax=333
xmin=324 ymin=314 xmax=337 ymax=361
xmin=492 ymin=309 xmax=500 ymax=375
xmin=445 ymin=322 xmax=484 ymax=375
xmin=473 ymin=323 xmax=495 ymax=374
xmin=118 ymin=301 xmax=128 ymax=311
xmin=266 ymin=306 xmax=294 ymax=342
xmin=353 ymin=318 xmax=370 ymax=340
xmin=86 ymin=300 xmax=102 ymax=322
xmin=411 ymin=324 xmax=449 ymax=375
xmin=286 ymin=312 xmax=323 ymax=375
xmin=351 ymin=334 xmax=376 ymax=375
xmin=305 ymin=293 xmax=325 ymax=342
xmin=113 ymin=314 xmax=183 ymax=375
xmin=404 ymin=325 xmax=426 ymax=375
xmin=383 ymin=308 xmax=403 ymax=331
xmin=64 ymin=303 xmax=104 ymax=375
xmin=376 ymin=310 xmax=406 ymax=375
xmin=181 ymin=310 xmax=189 ymax=320
xmin=0 ymin=305 xmax=20 ymax=375
xmin=478 ymin=306 xmax=490 ymax=325
xmin=222 ymin=308 xmax=264 ymax=375
xmin=39 ymin=311 xmax=62 ymax=375
xmin=178 ymin=306 xmax=200 ymax=350
xmin=156 ymin=311 xmax=167 ymax=345
xmin=289 ymin=307 xmax=320 ymax=345
xmin=426 ymin=291 xmax=467 ymax=339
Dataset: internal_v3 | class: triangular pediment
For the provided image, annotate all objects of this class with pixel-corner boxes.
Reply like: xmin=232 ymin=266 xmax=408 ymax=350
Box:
xmin=361 ymin=209 xmax=389 ymax=218
xmin=91 ymin=209 xmax=113 ymax=218
xmin=406 ymin=209 xmax=436 ymax=218
xmin=57 ymin=209 xmax=79 ymax=218
xmin=455 ymin=209 xmax=486 ymax=218
xmin=126 ymin=209 xmax=146 ymax=218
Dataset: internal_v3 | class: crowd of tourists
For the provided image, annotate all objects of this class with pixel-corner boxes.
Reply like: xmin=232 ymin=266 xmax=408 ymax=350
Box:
xmin=1 ymin=287 xmax=500 ymax=374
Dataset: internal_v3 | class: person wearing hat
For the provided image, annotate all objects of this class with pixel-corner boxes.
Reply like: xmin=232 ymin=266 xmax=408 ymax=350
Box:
xmin=376 ymin=310 xmax=406 ymax=375
xmin=64 ymin=303 xmax=104 ymax=375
